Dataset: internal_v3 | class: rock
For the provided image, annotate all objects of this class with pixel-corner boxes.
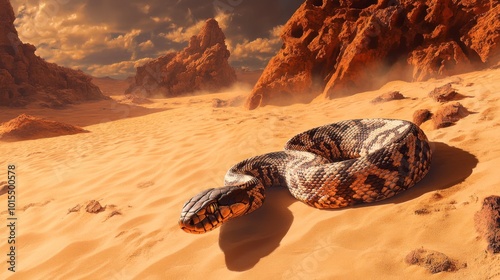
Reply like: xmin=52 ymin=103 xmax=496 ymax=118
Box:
xmin=408 ymin=41 xmax=471 ymax=82
xmin=107 ymin=210 xmax=122 ymax=219
xmin=212 ymin=98 xmax=228 ymax=108
xmin=461 ymin=5 xmax=500 ymax=65
xmin=67 ymin=204 xmax=82 ymax=214
xmin=414 ymin=208 xmax=431 ymax=215
xmin=433 ymin=102 xmax=469 ymax=129
xmin=0 ymin=114 xmax=88 ymax=141
xmin=245 ymin=0 xmax=500 ymax=109
xmin=0 ymin=181 xmax=7 ymax=196
xmin=428 ymin=83 xmax=461 ymax=103
xmin=0 ymin=0 xmax=106 ymax=107
xmin=371 ymin=91 xmax=405 ymax=103
xmin=212 ymin=95 xmax=245 ymax=108
xmin=85 ymin=200 xmax=105 ymax=214
xmin=127 ymin=18 xmax=236 ymax=97
xmin=413 ymin=109 xmax=432 ymax=126
xmin=405 ymin=248 xmax=465 ymax=273
xmin=474 ymin=196 xmax=500 ymax=254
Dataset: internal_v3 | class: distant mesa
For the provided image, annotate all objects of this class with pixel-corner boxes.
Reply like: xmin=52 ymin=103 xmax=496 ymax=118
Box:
xmin=0 ymin=0 xmax=106 ymax=108
xmin=126 ymin=18 xmax=237 ymax=97
xmin=0 ymin=114 xmax=88 ymax=141
xmin=246 ymin=0 xmax=500 ymax=109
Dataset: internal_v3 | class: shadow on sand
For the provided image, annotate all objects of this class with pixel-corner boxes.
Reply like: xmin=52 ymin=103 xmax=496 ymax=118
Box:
xmin=0 ymin=99 xmax=169 ymax=128
xmin=218 ymin=142 xmax=477 ymax=271
xmin=218 ymin=187 xmax=296 ymax=271
xmin=384 ymin=141 xmax=478 ymax=205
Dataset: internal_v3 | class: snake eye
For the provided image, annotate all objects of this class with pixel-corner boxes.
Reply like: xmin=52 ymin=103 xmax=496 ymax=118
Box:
xmin=206 ymin=202 xmax=218 ymax=214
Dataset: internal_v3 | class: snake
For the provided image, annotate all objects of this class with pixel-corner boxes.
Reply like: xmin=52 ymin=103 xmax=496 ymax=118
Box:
xmin=179 ymin=119 xmax=432 ymax=234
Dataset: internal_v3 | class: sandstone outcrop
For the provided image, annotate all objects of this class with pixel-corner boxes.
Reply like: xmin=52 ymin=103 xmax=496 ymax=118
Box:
xmin=246 ymin=0 xmax=500 ymax=109
xmin=127 ymin=18 xmax=236 ymax=97
xmin=0 ymin=0 xmax=105 ymax=107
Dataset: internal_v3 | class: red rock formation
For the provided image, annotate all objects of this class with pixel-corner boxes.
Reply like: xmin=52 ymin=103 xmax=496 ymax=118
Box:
xmin=127 ymin=18 xmax=236 ymax=97
xmin=246 ymin=0 xmax=500 ymax=109
xmin=0 ymin=0 xmax=105 ymax=107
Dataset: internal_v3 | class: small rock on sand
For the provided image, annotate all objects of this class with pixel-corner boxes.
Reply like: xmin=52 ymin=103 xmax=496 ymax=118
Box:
xmin=212 ymin=98 xmax=228 ymax=108
xmin=0 ymin=181 xmax=8 ymax=196
xmin=413 ymin=109 xmax=432 ymax=126
xmin=405 ymin=248 xmax=466 ymax=273
xmin=212 ymin=96 xmax=245 ymax=108
xmin=428 ymin=83 xmax=462 ymax=103
xmin=370 ymin=91 xmax=405 ymax=104
xmin=85 ymin=200 xmax=106 ymax=214
xmin=433 ymin=102 xmax=470 ymax=129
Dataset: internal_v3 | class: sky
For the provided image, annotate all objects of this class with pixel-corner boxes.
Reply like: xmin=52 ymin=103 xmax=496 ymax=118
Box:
xmin=10 ymin=0 xmax=304 ymax=78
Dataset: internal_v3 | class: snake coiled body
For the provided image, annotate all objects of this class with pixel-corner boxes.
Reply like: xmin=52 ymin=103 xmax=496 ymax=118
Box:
xmin=180 ymin=119 xmax=432 ymax=234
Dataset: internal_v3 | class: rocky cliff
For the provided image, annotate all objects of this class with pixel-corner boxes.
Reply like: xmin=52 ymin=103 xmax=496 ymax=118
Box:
xmin=246 ymin=0 xmax=500 ymax=109
xmin=0 ymin=0 xmax=105 ymax=107
xmin=126 ymin=18 xmax=236 ymax=97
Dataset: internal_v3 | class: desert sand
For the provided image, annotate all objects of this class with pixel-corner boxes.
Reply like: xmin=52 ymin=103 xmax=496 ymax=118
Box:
xmin=1 ymin=68 xmax=500 ymax=279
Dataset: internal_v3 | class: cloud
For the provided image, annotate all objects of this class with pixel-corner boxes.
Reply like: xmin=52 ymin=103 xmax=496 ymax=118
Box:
xmin=162 ymin=21 xmax=205 ymax=43
xmin=10 ymin=0 xmax=303 ymax=78
xmin=86 ymin=57 xmax=153 ymax=78
xmin=229 ymin=25 xmax=283 ymax=68
xmin=139 ymin=40 xmax=155 ymax=51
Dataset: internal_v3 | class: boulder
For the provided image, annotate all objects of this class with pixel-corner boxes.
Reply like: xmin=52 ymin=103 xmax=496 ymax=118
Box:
xmin=428 ymin=83 xmax=461 ymax=103
xmin=246 ymin=0 xmax=500 ymax=109
xmin=432 ymin=102 xmax=469 ymax=129
xmin=127 ymin=18 xmax=236 ymax=97
xmin=0 ymin=0 xmax=105 ymax=107
xmin=474 ymin=196 xmax=500 ymax=254
xmin=413 ymin=109 xmax=432 ymax=126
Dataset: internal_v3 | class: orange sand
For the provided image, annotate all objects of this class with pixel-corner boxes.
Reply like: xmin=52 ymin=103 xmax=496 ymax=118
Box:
xmin=1 ymin=69 xmax=500 ymax=279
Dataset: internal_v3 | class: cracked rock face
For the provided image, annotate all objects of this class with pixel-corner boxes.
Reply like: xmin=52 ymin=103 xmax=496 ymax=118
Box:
xmin=126 ymin=18 xmax=236 ymax=97
xmin=0 ymin=0 xmax=105 ymax=107
xmin=246 ymin=0 xmax=500 ymax=109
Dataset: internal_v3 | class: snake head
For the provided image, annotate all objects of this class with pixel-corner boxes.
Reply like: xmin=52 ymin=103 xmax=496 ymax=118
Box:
xmin=179 ymin=187 xmax=250 ymax=234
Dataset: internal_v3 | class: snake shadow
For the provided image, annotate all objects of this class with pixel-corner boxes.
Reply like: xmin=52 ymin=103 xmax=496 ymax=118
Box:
xmin=218 ymin=187 xmax=296 ymax=271
xmin=218 ymin=141 xmax=477 ymax=271
xmin=372 ymin=141 xmax=478 ymax=206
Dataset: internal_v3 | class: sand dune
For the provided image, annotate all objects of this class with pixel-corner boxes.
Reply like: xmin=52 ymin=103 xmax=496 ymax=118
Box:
xmin=1 ymin=69 xmax=500 ymax=279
